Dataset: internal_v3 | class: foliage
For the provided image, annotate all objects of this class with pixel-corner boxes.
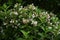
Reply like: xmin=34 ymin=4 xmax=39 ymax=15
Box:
xmin=22 ymin=0 xmax=60 ymax=18
xmin=0 ymin=0 xmax=60 ymax=18
xmin=0 ymin=3 xmax=60 ymax=40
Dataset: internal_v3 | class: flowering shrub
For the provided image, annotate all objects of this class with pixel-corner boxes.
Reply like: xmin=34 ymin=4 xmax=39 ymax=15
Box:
xmin=0 ymin=3 xmax=60 ymax=40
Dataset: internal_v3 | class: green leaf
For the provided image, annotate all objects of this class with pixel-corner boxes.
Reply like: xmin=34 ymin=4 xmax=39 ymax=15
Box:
xmin=17 ymin=38 xmax=24 ymax=40
xmin=21 ymin=30 xmax=30 ymax=38
xmin=3 ymin=4 xmax=7 ymax=9
xmin=17 ymin=0 xmax=22 ymax=3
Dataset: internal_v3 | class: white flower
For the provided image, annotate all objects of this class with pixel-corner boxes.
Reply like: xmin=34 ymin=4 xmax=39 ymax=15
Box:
xmin=14 ymin=3 xmax=18 ymax=8
xmin=3 ymin=22 xmax=7 ymax=25
xmin=50 ymin=23 xmax=52 ymax=25
xmin=31 ymin=20 xmax=38 ymax=26
xmin=52 ymin=25 xmax=55 ymax=27
xmin=15 ymin=20 xmax=18 ymax=23
xmin=32 ymin=14 xmax=35 ymax=18
xmin=29 ymin=4 xmax=36 ymax=10
xmin=32 ymin=6 xmax=36 ymax=10
xmin=57 ymin=22 xmax=60 ymax=24
xmin=48 ymin=27 xmax=52 ymax=30
xmin=19 ymin=6 xmax=23 ymax=11
xmin=10 ymin=19 xmax=14 ymax=23
xmin=10 ymin=11 xmax=18 ymax=15
xmin=47 ymin=21 xmax=50 ymax=24
xmin=55 ymin=26 xmax=58 ymax=29
xmin=5 ymin=16 xmax=7 ymax=19
xmin=19 ymin=8 xmax=22 ymax=11
xmin=22 ymin=18 xmax=30 ymax=24
xmin=57 ymin=29 xmax=60 ymax=34
xmin=17 ymin=23 xmax=20 ymax=26
xmin=57 ymin=32 xmax=60 ymax=34
xmin=45 ymin=12 xmax=48 ymax=14
xmin=47 ymin=14 xmax=50 ymax=19
xmin=14 ymin=12 xmax=18 ymax=15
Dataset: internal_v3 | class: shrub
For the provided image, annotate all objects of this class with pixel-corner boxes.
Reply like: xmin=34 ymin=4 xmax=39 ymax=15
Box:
xmin=0 ymin=3 xmax=60 ymax=40
xmin=23 ymin=0 xmax=60 ymax=18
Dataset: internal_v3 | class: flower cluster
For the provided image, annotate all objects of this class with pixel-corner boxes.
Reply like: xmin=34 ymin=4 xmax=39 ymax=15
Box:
xmin=0 ymin=3 xmax=60 ymax=40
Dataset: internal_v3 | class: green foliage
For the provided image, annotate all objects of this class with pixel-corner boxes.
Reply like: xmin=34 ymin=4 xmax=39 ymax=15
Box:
xmin=0 ymin=3 xmax=60 ymax=40
xmin=0 ymin=0 xmax=60 ymax=18
xmin=23 ymin=0 xmax=60 ymax=18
